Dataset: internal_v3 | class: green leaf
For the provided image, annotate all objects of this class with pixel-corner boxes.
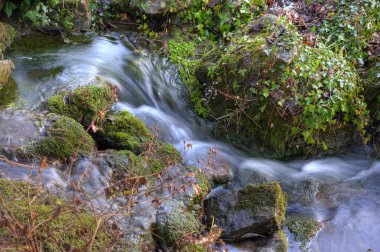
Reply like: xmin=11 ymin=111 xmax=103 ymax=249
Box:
xmin=25 ymin=10 xmax=39 ymax=23
xmin=4 ymin=1 xmax=16 ymax=17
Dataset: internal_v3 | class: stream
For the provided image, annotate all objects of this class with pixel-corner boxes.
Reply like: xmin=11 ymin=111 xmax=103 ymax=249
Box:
xmin=1 ymin=32 xmax=380 ymax=252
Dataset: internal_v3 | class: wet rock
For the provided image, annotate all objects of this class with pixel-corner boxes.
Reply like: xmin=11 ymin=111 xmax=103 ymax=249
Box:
xmin=155 ymin=200 xmax=202 ymax=250
xmin=0 ymin=109 xmax=95 ymax=161
xmin=46 ymin=78 xmax=116 ymax=127
xmin=201 ymin=155 xmax=232 ymax=185
xmin=205 ymin=182 xmax=287 ymax=241
xmin=159 ymin=165 xmax=211 ymax=214
xmin=283 ymin=179 xmax=320 ymax=204
xmin=0 ymin=60 xmax=14 ymax=87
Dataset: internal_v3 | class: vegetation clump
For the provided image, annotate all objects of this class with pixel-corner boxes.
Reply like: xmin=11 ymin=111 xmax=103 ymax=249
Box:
xmin=286 ymin=215 xmax=321 ymax=250
xmin=46 ymin=80 xmax=115 ymax=127
xmin=0 ymin=179 xmax=114 ymax=251
xmin=29 ymin=115 xmax=95 ymax=160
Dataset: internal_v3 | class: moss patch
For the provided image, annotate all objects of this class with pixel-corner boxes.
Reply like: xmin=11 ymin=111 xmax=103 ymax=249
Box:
xmin=286 ymin=216 xmax=321 ymax=249
xmin=46 ymin=80 xmax=115 ymax=126
xmin=29 ymin=115 xmax=95 ymax=160
xmin=0 ymin=77 xmax=18 ymax=109
xmin=0 ymin=179 xmax=111 ymax=251
xmin=0 ymin=22 xmax=16 ymax=55
xmin=98 ymin=110 xmax=152 ymax=153
xmin=238 ymin=182 xmax=287 ymax=230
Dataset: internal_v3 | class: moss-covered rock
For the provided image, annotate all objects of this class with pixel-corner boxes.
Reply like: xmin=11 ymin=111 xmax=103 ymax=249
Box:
xmin=0 ymin=77 xmax=18 ymax=109
xmin=256 ymin=229 xmax=288 ymax=252
xmin=0 ymin=60 xmax=14 ymax=87
xmin=286 ymin=215 xmax=321 ymax=250
xmin=46 ymin=79 xmax=115 ymax=127
xmin=97 ymin=110 xmax=152 ymax=153
xmin=172 ymin=14 xmax=368 ymax=157
xmin=107 ymin=140 xmax=182 ymax=178
xmin=205 ymin=181 xmax=287 ymax=241
xmin=155 ymin=200 xmax=202 ymax=249
xmin=0 ymin=179 xmax=113 ymax=251
xmin=28 ymin=115 xmax=95 ymax=160
xmin=125 ymin=0 xmax=191 ymax=15
xmin=0 ymin=22 xmax=16 ymax=56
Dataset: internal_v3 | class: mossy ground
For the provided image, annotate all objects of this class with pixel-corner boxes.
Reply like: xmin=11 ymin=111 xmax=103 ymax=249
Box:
xmin=46 ymin=80 xmax=115 ymax=126
xmin=238 ymin=181 xmax=287 ymax=231
xmin=29 ymin=115 xmax=95 ymax=160
xmin=0 ymin=179 xmax=112 ymax=251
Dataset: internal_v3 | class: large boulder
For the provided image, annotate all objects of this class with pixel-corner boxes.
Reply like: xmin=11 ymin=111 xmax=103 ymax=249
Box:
xmin=205 ymin=182 xmax=287 ymax=241
xmin=0 ymin=109 xmax=95 ymax=161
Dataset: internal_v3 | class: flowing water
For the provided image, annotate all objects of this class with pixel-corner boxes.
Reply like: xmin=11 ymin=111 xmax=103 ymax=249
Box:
xmin=1 ymin=32 xmax=380 ymax=252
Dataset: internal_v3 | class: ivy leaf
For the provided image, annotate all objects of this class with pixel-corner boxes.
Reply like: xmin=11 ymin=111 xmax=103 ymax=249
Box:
xmin=4 ymin=1 xmax=16 ymax=17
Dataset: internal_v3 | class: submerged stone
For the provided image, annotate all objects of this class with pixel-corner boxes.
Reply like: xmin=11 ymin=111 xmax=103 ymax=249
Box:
xmin=205 ymin=182 xmax=287 ymax=241
xmin=46 ymin=79 xmax=116 ymax=126
xmin=0 ymin=179 xmax=115 ymax=251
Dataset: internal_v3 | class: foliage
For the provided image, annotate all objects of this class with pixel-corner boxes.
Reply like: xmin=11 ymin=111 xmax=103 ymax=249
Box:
xmin=317 ymin=0 xmax=380 ymax=65
xmin=46 ymin=80 xmax=116 ymax=127
xmin=179 ymin=0 xmax=265 ymax=40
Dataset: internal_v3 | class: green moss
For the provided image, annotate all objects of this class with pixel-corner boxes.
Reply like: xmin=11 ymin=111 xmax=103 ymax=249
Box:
xmin=46 ymin=80 xmax=115 ymax=126
xmin=0 ymin=179 xmax=111 ymax=251
xmin=0 ymin=77 xmax=18 ymax=109
xmin=0 ymin=22 xmax=16 ymax=55
xmin=158 ymin=201 xmax=202 ymax=247
xmin=274 ymin=229 xmax=288 ymax=252
xmin=30 ymin=115 xmax=95 ymax=160
xmin=238 ymin=182 xmax=287 ymax=230
xmin=99 ymin=110 xmax=152 ymax=153
xmin=118 ymin=141 xmax=181 ymax=178
xmin=286 ymin=216 xmax=321 ymax=249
